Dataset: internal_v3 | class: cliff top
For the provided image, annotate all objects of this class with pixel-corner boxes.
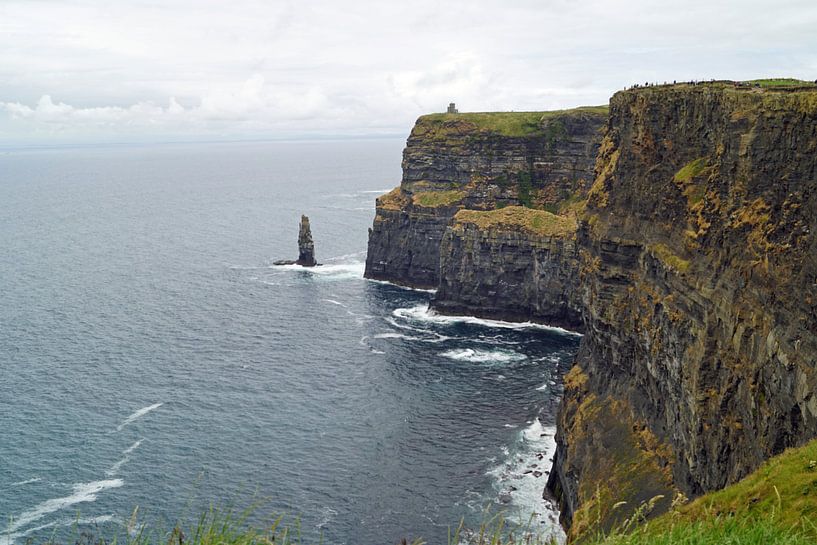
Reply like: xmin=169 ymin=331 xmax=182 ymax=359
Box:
xmin=619 ymin=78 xmax=817 ymax=96
xmin=454 ymin=206 xmax=577 ymax=237
xmin=414 ymin=106 xmax=608 ymax=138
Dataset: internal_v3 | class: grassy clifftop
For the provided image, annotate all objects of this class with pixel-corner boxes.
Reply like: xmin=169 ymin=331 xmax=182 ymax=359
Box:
xmin=413 ymin=106 xmax=608 ymax=139
xmin=453 ymin=206 xmax=577 ymax=237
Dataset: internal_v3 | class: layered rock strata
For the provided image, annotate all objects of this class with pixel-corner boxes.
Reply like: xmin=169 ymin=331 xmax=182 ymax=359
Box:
xmin=548 ymin=83 xmax=817 ymax=540
xmin=434 ymin=207 xmax=583 ymax=330
xmin=364 ymin=108 xmax=606 ymax=289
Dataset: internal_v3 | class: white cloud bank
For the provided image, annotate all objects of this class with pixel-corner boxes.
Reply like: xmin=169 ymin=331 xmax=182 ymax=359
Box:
xmin=0 ymin=0 xmax=815 ymax=144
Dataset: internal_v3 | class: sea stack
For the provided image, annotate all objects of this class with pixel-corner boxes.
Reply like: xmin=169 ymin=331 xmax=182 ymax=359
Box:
xmin=296 ymin=215 xmax=317 ymax=267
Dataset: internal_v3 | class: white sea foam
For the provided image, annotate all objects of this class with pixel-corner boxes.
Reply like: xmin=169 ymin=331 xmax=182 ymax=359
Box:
xmin=116 ymin=402 xmax=163 ymax=432
xmin=106 ymin=439 xmax=143 ymax=477
xmin=393 ymin=305 xmax=581 ymax=335
xmin=323 ymin=250 xmax=367 ymax=262
xmin=5 ymin=479 xmax=124 ymax=535
xmin=535 ymin=383 xmax=549 ymax=391
xmin=441 ymin=348 xmax=527 ymax=364
xmin=2 ymin=515 xmax=117 ymax=545
xmin=322 ymin=299 xmax=346 ymax=307
xmin=273 ymin=261 xmax=365 ymax=281
xmin=373 ymin=332 xmax=412 ymax=340
xmin=365 ymin=278 xmax=437 ymax=293
xmin=487 ymin=419 xmax=564 ymax=543
xmin=10 ymin=477 xmax=41 ymax=487
xmin=359 ymin=189 xmax=394 ymax=194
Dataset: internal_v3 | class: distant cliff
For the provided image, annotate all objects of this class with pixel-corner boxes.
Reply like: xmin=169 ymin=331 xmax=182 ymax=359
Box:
xmin=364 ymin=108 xmax=606 ymax=290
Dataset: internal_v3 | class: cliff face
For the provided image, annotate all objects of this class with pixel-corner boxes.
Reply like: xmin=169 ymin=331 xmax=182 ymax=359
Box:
xmin=548 ymin=84 xmax=817 ymax=539
xmin=434 ymin=207 xmax=583 ymax=330
xmin=364 ymin=109 xmax=606 ymax=289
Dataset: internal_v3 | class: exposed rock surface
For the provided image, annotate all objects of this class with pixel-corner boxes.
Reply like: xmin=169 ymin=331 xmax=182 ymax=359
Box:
xmin=274 ymin=214 xmax=318 ymax=267
xmin=433 ymin=207 xmax=583 ymax=330
xmin=297 ymin=215 xmax=317 ymax=267
xmin=548 ymin=83 xmax=817 ymax=540
xmin=364 ymin=82 xmax=817 ymax=543
xmin=364 ymin=109 xmax=606 ymax=290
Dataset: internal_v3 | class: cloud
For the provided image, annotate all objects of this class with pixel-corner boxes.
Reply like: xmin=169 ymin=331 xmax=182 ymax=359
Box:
xmin=0 ymin=0 xmax=815 ymax=143
xmin=0 ymin=75 xmax=334 ymax=136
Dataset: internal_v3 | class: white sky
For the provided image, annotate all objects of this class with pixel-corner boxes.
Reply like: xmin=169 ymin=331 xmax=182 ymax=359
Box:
xmin=1 ymin=0 xmax=816 ymax=144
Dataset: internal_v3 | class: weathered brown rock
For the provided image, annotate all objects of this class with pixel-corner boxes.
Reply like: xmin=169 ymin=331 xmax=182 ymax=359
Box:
xmin=548 ymin=83 xmax=817 ymax=540
xmin=364 ymin=109 xmax=606 ymax=290
xmin=296 ymin=215 xmax=317 ymax=267
xmin=433 ymin=208 xmax=583 ymax=330
xmin=274 ymin=214 xmax=317 ymax=267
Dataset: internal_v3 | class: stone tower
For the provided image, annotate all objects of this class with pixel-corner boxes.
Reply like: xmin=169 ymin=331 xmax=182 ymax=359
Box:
xmin=447 ymin=102 xmax=458 ymax=114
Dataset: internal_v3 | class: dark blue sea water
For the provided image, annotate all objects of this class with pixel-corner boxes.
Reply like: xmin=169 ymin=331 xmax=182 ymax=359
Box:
xmin=0 ymin=140 xmax=579 ymax=545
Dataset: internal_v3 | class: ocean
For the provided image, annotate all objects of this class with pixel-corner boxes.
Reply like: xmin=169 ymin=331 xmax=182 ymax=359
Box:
xmin=0 ymin=140 xmax=579 ymax=545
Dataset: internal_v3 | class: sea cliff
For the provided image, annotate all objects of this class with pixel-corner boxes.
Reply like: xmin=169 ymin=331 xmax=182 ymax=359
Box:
xmin=364 ymin=108 xmax=606 ymax=290
xmin=549 ymin=82 xmax=817 ymax=540
xmin=364 ymin=81 xmax=817 ymax=542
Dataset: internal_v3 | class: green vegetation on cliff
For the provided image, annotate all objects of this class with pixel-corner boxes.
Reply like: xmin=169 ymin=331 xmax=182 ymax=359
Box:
xmin=454 ymin=206 xmax=576 ymax=237
xmin=588 ymin=438 xmax=817 ymax=545
xmin=412 ymin=189 xmax=466 ymax=208
xmin=415 ymin=106 xmax=608 ymax=138
xmin=744 ymin=78 xmax=816 ymax=88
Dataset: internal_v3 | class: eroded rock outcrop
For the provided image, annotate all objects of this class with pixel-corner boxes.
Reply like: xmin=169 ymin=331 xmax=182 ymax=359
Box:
xmin=297 ymin=215 xmax=317 ymax=267
xmin=364 ymin=108 xmax=606 ymax=289
xmin=274 ymin=214 xmax=318 ymax=267
xmin=434 ymin=206 xmax=583 ymax=330
xmin=548 ymin=83 xmax=817 ymax=540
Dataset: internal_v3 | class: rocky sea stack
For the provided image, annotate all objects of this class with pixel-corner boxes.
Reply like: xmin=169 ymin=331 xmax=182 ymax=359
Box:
xmin=296 ymin=215 xmax=317 ymax=267
xmin=274 ymin=214 xmax=318 ymax=267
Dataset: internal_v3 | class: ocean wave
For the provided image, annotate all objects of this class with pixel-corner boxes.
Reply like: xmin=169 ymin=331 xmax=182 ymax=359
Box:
xmin=272 ymin=261 xmax=365 ymax=281
xmin=365 ymin=278 xmax=437 ymax=293
xmin=5 ymin=479 xmax=124 ymax=535
xmin=487 ymin=419 xmax=564 ymax=541
xmin=116 ymin=402 xmax=163 ymax=432
xmin=393 ymin=305 xmax=581 ymax=335
xmin=2 ymin=514 xmax=117 ymax=545
xmin=373 ymin=332 xmax=413 ymax=340
xmin=441 ymin=348 xmax=527 ymax=364
xmin=9 ymin=477 xmax=42 ymax=487
xmin=106 ymin=439 xmax=143 ymax=477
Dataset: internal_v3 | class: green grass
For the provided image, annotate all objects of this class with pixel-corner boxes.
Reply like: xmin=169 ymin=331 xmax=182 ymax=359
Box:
xmin=516 ymin=171 xmax=533 ymax=208
xmin=590 ymin=515 xmax=816 ymax=545
xmin=586 ymin=439 xmax=817 ymax=545
xmin=454 ymin=206 xmax=577 ymax=237
xmin=648 ymin=242 xmax=691 ymax=274
xmin=411 ymin=189 xmax=466 ymax=208
xmin=673 ymin=158 xmax=707 ymax=184
xmin=744 ymin=78 xmax=815 ymax=88
xmin=416 ymin=106 xmax=608 ymax=138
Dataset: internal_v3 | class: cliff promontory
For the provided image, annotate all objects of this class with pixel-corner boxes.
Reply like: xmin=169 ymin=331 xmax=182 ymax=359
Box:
xmin=364 ymin=108 xmax=606 ymax=290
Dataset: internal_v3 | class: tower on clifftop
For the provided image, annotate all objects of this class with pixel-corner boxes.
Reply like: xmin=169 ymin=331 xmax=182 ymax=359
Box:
xmin=447 ymin=102 xmax=458 ymax=114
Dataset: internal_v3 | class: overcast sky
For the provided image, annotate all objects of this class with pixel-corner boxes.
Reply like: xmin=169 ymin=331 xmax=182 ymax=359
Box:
xmin=1 ymin=0 xmax=816 ymax=144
